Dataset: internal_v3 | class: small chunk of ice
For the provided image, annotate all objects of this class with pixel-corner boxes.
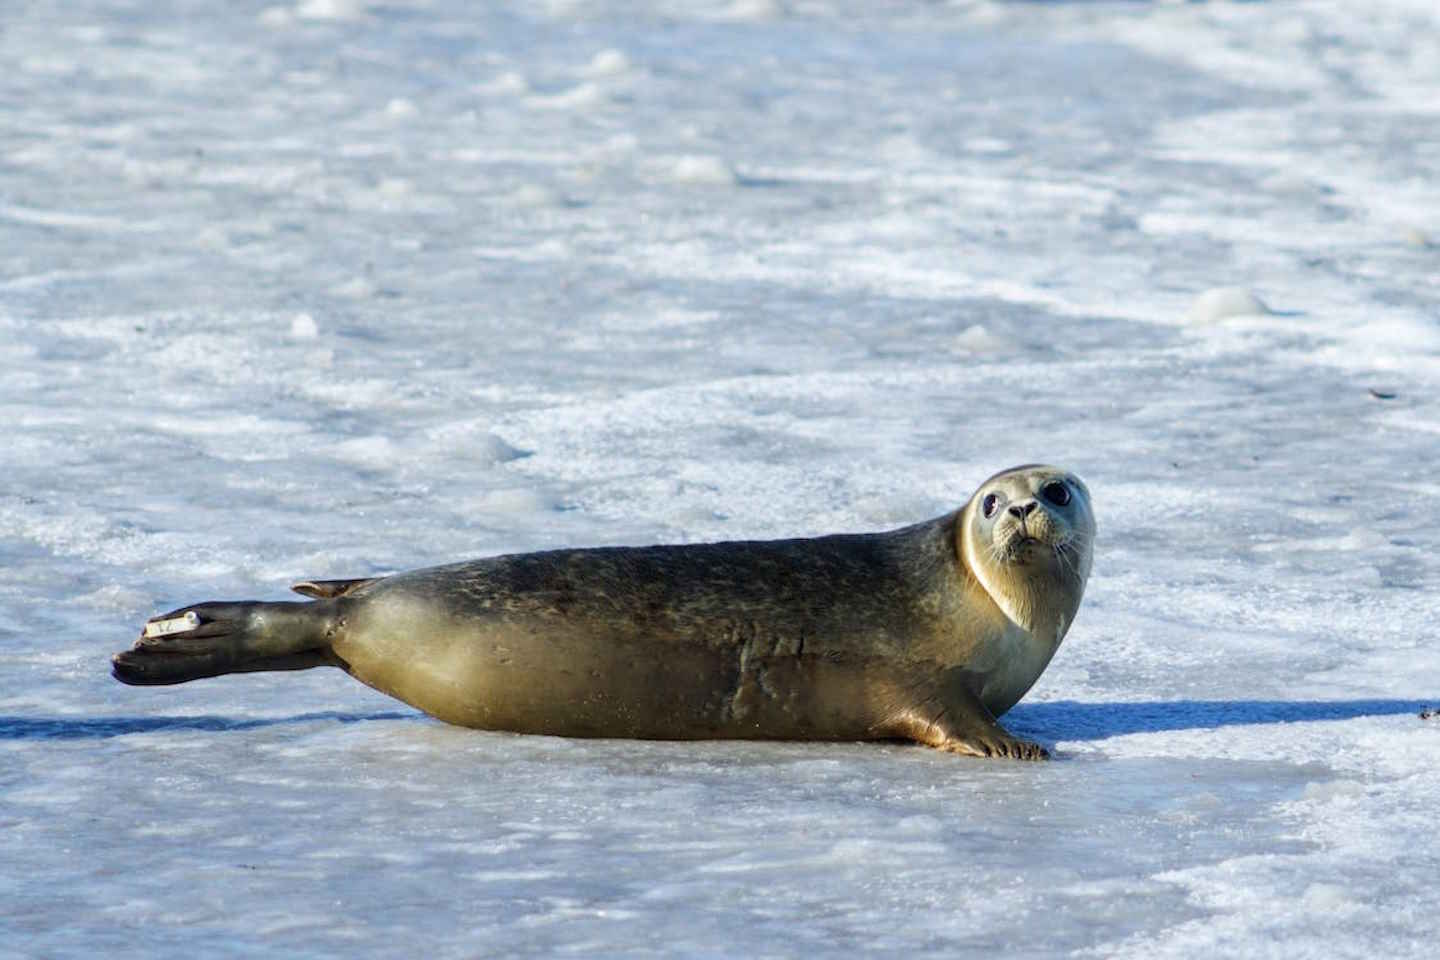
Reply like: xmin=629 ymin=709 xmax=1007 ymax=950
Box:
xmin=1185 ymin=286 xmax=1272 ymax=324
xmin=385 ymin=98 xmax=418 ymax=119
xmin=667 ymin=155 xmax=737 ymax=185
xmin=584 ymin=50 xmax=631 ymax=77
xmin=718 ymin=0 xmax=782 ymax=21
xmin=295 ymin=0 xmax=367 ymax=21
xmin=257 ymin=6 xmax=294 ymax=27
xmin=290 ymin=313 xmax=319 ymax=339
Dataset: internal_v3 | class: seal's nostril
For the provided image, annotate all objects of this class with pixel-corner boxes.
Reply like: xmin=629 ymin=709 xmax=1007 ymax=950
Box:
xmin=1008 ymin=501 xmax=1037 ymax=519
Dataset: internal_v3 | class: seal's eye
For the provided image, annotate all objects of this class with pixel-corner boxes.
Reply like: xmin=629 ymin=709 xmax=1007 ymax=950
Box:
xmin=982 ymin=493 xmax=1000 ymax=518
xmin=1041 ymin=481 xmax=1071 ymax=506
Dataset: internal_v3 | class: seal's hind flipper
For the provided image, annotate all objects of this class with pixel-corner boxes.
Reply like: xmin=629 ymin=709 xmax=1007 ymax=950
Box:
xmin=291 ymin=577 xmax=380 ymax=599
xmin=113 ymin=601 xmax=338 ymax=686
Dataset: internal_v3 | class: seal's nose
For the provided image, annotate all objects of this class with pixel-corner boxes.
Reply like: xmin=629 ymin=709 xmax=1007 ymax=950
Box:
xmin=1007 ymin=501 xmax=1037 ymax=519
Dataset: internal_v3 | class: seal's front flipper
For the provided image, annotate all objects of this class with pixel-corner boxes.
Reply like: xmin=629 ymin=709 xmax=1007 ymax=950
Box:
xmin=112 ymin=600 xmax=339 ymax=686
xmin=879 ymin=677 xmax=1049 ymax=760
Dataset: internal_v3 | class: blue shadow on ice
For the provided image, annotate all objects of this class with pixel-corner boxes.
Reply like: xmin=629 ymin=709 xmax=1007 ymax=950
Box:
xmin=1007 ymin=699 xmax=1435 ymax=741
xmin=4 ymin=700 xmax=1431 ymax=742
xmin=0 ymin=711 xmax=415 ymax=740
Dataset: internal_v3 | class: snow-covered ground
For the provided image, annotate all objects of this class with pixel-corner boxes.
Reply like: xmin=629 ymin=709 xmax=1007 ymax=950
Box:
xmin=3 ymin=1 xmax=1439 ymax=955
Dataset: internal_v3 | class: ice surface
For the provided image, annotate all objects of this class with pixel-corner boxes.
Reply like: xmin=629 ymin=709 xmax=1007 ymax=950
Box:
xmin=3 ymin=1 xmax=1439 ymax=956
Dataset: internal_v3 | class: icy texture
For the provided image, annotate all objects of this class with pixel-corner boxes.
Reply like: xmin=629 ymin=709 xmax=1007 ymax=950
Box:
xmin=3 ymin=1 xmax=1440 ymax=956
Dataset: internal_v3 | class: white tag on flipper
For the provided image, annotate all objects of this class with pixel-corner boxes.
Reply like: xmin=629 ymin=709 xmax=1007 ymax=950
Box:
xmin=143 ymin=611 xmax=201 ymax=638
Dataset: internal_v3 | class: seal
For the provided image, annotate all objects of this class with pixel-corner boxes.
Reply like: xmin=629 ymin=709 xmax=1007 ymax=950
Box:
xmin=113 ymin=464 xmax=1094 ymax=759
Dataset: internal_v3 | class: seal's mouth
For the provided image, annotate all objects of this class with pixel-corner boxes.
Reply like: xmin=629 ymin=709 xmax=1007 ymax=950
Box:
xmin=995 ymin=532 xmax=1043 ymax=563
xmin=995 ymin=523 xmax=1077 ymax=567
xmin=1007 ymin=536 xmax=1040 ymax=555
xmin=993 ymin=527 xmax=1089 ymax=584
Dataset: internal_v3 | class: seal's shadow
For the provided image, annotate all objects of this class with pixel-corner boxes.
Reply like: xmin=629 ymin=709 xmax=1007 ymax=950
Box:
xmin=4 ymin=700 xmax=1429 ymax=743
xmin=1006 ymin=699 xmax=1432 ymax=742
xmin=0 ymin=711 xmax=414 ymax=740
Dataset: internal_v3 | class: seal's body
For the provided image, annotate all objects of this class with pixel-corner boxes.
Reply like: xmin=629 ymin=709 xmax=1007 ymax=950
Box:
xmin=114 ymin=465 xmax=1094 ymax=759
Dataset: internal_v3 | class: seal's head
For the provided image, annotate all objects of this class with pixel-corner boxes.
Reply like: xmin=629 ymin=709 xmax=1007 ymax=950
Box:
xmin=959 ymin=464 xmax=1095 ymax=636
